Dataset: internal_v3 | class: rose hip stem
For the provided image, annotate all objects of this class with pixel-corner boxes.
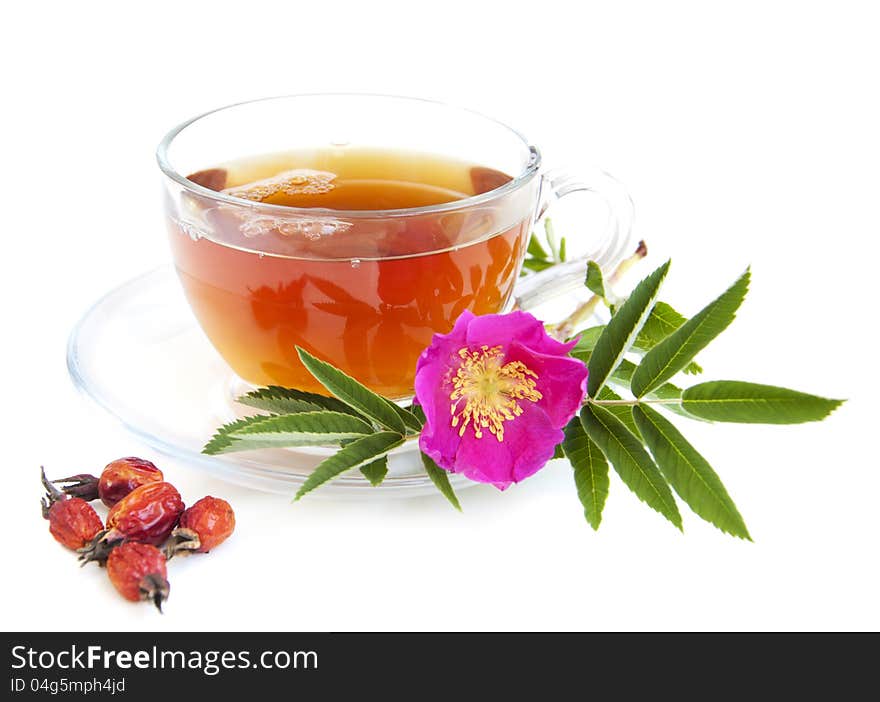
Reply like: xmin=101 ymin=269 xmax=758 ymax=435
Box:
xmin=79 ymin=482 xmax=184 ymax=566
xmin=106 ymin=543 xmax=170 ymax=613
xmin=41 ymin=467 xmax=104 ymax=551
xmin=48 ymin=473 xmax=100 ymax=501
xmin=41 ymin=465 xmax=67 ymax=513
xmin=165 ymin=496 xmax=235 ymax=559
xmin=546 ymin=240 xmax=649 ymax=341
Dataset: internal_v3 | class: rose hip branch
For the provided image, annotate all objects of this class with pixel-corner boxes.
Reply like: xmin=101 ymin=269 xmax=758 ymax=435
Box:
xmin=204 ymin=255 xmax=842 ymax=539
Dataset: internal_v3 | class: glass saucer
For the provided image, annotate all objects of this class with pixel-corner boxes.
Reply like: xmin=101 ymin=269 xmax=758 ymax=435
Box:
xmin=66 ymin=266 xmax=477 ymax=497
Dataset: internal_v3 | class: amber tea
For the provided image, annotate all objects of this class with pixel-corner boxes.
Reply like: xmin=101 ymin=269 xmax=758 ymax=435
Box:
xmin=169 ymin=147 xmax=530 ymax=398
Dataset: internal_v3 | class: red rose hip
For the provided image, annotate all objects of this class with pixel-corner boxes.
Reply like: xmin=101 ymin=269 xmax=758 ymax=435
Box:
xmin=106 ymin=542 xmax=170 ymax=612
xmin=52 ymin=457 xmax=164 ymax=507
xmin=166 ymin=496 xmax=235 ymax=558
xmin=98 ymin=458 xmax=164 ymax=507
xmin=41 ymin=468 xmax=104 ymax=550
xmin=79 ymin=482 xmax=184 ymax=565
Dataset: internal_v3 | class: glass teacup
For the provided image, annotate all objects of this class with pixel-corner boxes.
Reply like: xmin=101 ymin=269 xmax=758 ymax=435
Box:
xmin=157 ymin=95 xmax=633 ymax=399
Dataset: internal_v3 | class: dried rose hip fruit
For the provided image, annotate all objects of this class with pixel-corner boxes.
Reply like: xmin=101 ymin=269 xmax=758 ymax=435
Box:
xmin=40 ymin=467 xmax=104 ymax=550
xmin=44 ymin=499 xmax=104 ymax=551
xmin=98 ymin=457 xmax=164 ymax=507
xmin=166 ymin=496 xmax=235 ymax=558
xmin=106 ymin=542 xmax=170 ymax=612
xmin=104 ymin=482 xmax=184 ymax=545
xmin=53 ymin=457 xmax=164 ymax=507
xmin=79 ymin=482 xmax=184 ymax=565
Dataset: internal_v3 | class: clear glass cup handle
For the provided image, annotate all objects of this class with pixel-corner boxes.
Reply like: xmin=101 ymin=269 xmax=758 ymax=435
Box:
xmin=514 ymin=166 xmax=635 ymax=311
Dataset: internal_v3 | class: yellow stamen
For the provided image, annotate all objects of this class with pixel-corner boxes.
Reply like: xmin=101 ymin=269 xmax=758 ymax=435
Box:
xmin=449 ymin=345 xmax=542 ymax=442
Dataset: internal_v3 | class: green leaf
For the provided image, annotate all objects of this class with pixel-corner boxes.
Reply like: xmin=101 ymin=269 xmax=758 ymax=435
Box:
xmin=239 ymin=395 xmax=321 ymax=415
xmin=571 ymin=334 xmax=690 ymax=417
xmin=360 ymin=456 xmax=389 ymax=486
xmin=580 ymin=404 xmax=682 ymax=529
xmin=587 ymin=260 xmax=671 ymax=397
xmin=522 ymin=258 xmax=555 ymax=273
xmin=609 ymin=358 xmax=687 ymax=408
xmin=407 ymin=403 xmax=426 ymax=424
xmin=633 ymin=405 xmax=750 ymax=539
xmin=232 ymin=411 xmax=373 ymax=436
xmin=596 ymin=386 xmax=641 ymax=440
xmin=681 ymin=381 xmax=844 ymax=424
xmin=631 ymin=269 xmax=750 ymax=397
xmin=295 ymin=432 xmax=405 ymax=500
xmin=575 ymin=322 xmax=700 ymax=376
xmin=609 ymin=359 xmax=677 ymax=398
xmin=203 ymin=417 xmax=262 ymax=455
xmin=633 ymin=302 xmax=702 ymax=375
xmin=420 ymin=453 xmax=462 ymax=511
xmin=527 ymin=232 xmax=549 ymax=259
xmin=569 ymin=326 xmax=605 ymax=361
xmin=297 ymin=347 xmax=410 ymax=434
xmin=562 ymin=417 xmax=609 ymax=530
xmin=237 ymin=385 xmax=363 ymax=417
xmin=553 ymin=443 xmax=566 ymax=459
xmin=634 ymin=301 xmax=686 ymax=348
xmin=607 ymin=359 xmax=696 ymax=420
xmin=206 ymin=411 xmax=375 ymax=454
xmin=585 ymin=261 xmax=606 ymax=299
xmin=395 ymin=408 xmax=423 ymax=433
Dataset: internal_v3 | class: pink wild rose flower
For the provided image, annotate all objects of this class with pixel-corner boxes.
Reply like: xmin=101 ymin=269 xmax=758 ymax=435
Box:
xmin=414 ymin=310 xmax=588 ymax=490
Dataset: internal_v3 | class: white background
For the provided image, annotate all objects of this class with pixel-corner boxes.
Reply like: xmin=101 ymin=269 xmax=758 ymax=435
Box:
xmin=2 ymin=0 xmax=877 ymax=631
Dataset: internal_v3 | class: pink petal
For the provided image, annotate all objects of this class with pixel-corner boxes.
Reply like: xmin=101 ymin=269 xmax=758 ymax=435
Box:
xmin=413 ymin=312 xmax=473 ymax=471
xmin=414 ymin=313 xmax=471 ymax=426
xmin=453 ymin=432 xmax=515 ymax=489
xmin=505 ymin=402 xmax=564 ymax=482
xmin=466 ymin=311 xmax=576 ymax=356
xmin=454 ymin=403 xmax=562 ymax=489
xmin=418 ymin=427 xmax=459 ymax=473
xmin=505 ymin=341 xmax=588 ymax=428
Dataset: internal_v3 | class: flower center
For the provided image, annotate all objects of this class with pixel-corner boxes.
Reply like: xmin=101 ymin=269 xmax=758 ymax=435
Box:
xmin=449 ymin=345 xmax=542 ymax=442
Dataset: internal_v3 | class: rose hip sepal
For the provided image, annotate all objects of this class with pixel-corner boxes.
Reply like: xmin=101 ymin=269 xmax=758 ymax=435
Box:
xmin=79 ymin=482 xmax=184 ymax=565
xmin=40 ymin=467 xmax=104 ymax=550
xmin=106 ymin=542 xmax=170 ymax=613
xmin=49 ymin=473 xmax=101 ymax=502
xmin=165 ymin=496 xmax=235 ymax=559
xmin=53 ymin=457 xmax=164 ymax=507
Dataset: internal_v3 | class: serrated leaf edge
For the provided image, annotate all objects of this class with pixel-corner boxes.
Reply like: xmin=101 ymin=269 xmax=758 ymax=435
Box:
xmin=420 ymin=453 xmax=462 ymax=511
xmin=587 ymin=260 xmax=670 ymax=397
xmin=562 ymin=419 xmax=609 ymax=530
xmin=297 ymin=347 xmax=409 ymax=434
xmin=680 ymin=381 xmax=844 ymax=423
xmin=581 ymin=404 xmax=682 ymax=530
xmin=360 ymin=456 xmax=389 ymax=487
xmin=631 ymin=268 xmax=750 ymax=397
xmin=231 ymin=410 xmax=373 ymax=437
xmin=633 ymin=405 xmax=751 ymax=540
xmin=294 ymin=432 xmax=405 ymax=501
